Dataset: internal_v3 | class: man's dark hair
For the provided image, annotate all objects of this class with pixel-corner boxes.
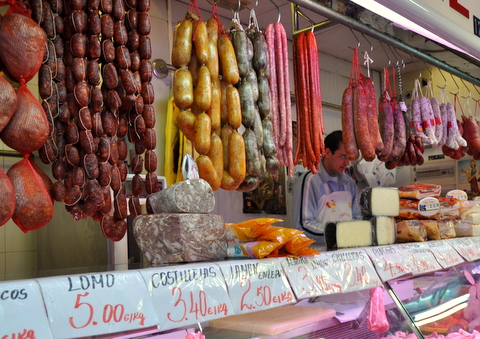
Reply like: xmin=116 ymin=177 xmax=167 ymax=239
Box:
xmin=324 ymin=130 xmax=343 ymax=153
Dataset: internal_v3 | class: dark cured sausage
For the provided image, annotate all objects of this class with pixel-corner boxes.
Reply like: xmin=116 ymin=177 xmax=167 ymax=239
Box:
xmin=377 ymin=93 xmax=394 ymax=161
xmin=353 ymin=84 xmax=375 ymax=161
xmin=341 ymin=86 xmax=358 ymax=161
xmin=361 ymin=75 xmax=383 ymax=154
xmin=390 ymin=101 xmax=407 ymax=162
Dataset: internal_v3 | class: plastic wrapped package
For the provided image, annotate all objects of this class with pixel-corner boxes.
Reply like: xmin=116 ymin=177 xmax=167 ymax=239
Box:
xmin=399 ymin=197 xmax=460 ymax=220
xmin=398 ymin=183 xmax=441 ymax=200
xmin=395 ymin=219 xmax=427 ymax=242
xmin=454 ymin=220 xmax=480 ymax=237
xmin=133 ymin=213 xmax=227 ymax=264
xmin=146 ymin=178 xmax=215 ymax=214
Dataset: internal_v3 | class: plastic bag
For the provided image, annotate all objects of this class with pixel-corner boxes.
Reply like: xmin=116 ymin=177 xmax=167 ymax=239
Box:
xmin=233 ymin=218 xmax=283 ymax=242
xmin=367 ymin=286 xmax=390 ymax=333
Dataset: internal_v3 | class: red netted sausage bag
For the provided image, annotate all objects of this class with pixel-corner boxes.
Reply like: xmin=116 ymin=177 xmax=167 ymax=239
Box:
xmin=1 ymin=83 xmax=49 ymax=154
xmin=0 ymin=12 xmax=46 ymax=82
xmin=0 ymin=166 xmax=16 ymax=226
xmin=7 ymin=155 xmax=54 ymax=232
xmin=0 ymin=74 xmax=17 ymax=132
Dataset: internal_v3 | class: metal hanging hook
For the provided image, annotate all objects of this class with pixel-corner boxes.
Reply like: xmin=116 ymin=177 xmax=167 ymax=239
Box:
xmin=380 ymin=41 xmax=392 ymax=66
xmin=437 ymin=68 xmax=447 ymax=89
xmin=295 ymin=6 xmax=315 ymax=32
xmin=269 ymin=0 xmax=281 ymax=22
xmin=450 ymin=74 xmax=461 ymax=96
xmin=460 ymin=78 xmax=472 ymax=98
xmin=360 ymin=32 xmax=373 ymax=51
xmin=349 ymin=27 xmax=360 ymax=47
xmin=423 ymin=60 xmax=432 ymax=80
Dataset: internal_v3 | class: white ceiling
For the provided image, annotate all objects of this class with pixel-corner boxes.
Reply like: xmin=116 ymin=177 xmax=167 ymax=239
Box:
xmin=191 ymin=0 xmax=480 ymax=87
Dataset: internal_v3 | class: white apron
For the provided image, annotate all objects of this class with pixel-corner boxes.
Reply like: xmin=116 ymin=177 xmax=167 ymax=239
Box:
xmin=316 ymin=182 xmax=353 ymax=225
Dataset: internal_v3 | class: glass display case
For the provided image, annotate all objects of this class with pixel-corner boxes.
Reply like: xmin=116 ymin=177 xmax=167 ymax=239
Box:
xmin=1 ymin=241 xmax=480 ymax=339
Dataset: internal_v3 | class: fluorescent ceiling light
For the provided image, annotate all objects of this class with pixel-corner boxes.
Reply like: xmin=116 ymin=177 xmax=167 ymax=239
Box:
xmin=351 ymin=0 xmax=477 ymax=59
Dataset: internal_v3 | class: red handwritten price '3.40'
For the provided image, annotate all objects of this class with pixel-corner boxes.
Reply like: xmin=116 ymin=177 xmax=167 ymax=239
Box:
xmin=167 ymin=287 xmax=229 ymax=323
xmin=239 ymin=278 xmax=294 ymax=311
xmin=68 ymin=292 xmax=145 ymax=329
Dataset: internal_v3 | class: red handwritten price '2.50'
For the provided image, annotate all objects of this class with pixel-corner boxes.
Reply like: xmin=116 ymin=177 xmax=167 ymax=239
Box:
xmin=68 ymin=292 xmax=145 ymax=329
xmin=239 ymin=278 xmax=294 ymax=311
xmin=167 ymin=287 xmax=229 ymax=323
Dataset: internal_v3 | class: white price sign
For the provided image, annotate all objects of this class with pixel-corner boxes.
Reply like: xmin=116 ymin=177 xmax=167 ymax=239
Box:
xmin=448 ymin=238 xmax=480 ymax=262
xmin=471 ymin=237 xmax=480 ymax=252
xmin=217 ymin=258 xmax=295 ymax=314
xmin=306 ymin=254 xmax=343 ymax=295
xmin=279 ymin=257 xmax=324 ymax=299
xmin=426 ymin=240 xmax=465 ymax=268
xmin=0 ymin=280 xmax=53 ymax=339
xmin=365 ymin=246 xmax=413 ymax=281
xmin=397 ymin=243 xmax=443 ymax=275
xmin=329 ymin=250 xmax=382 ymax=292
xmin=140 ymin=263 xmax=233 ymax=331
xmin=38 ymin=270 xmax=159 ymax=338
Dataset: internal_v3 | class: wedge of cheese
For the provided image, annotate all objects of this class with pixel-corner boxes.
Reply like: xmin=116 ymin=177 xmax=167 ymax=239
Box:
xmin=359 ymin=187 xmax=400 ymax=217
xmin=325 ymin=220 xmax=373 ymax=250
xmin=372 ymin=216 xmax=396 ymax=246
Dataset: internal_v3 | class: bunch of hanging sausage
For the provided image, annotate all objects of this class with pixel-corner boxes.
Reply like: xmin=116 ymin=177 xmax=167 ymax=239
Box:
xmin=0 ymin=7 xmax=55 ymax=232
xmin=172 ymin=10 xmax=292 ymax=191
xmin=292 ymin=30 xmax=325 ymax=173
xmin=29 ymin=0 xmax=158 ymax=241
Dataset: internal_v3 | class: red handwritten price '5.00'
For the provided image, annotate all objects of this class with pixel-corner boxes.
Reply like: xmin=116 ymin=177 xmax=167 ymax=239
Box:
xmin=68 ymin=292 xmax=145 ymax=329
xmin=239 ymin=278 xmax=294 ymax=311
xmin=167 ymin=287 xmax=229 ymax=323
xmin=1 ymin=329 xmax=35 ymax=339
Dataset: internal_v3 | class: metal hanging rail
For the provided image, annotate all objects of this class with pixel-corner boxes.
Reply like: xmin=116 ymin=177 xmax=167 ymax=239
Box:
xmin=288 ymin=0 xmax=480 ymax=87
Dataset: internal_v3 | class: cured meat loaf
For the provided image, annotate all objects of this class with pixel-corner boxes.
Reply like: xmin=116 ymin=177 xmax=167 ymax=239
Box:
xmin=146 ymin=178 xmax=215 ymax=214
xmin=398 ymin=183 xmax=441 ymax=199
xmin=133 ymin=213 xmax=227 ymax=264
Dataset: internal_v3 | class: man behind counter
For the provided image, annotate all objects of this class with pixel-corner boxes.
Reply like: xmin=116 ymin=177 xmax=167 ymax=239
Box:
xmin=293 ymin=130 xmax=361 ymax=244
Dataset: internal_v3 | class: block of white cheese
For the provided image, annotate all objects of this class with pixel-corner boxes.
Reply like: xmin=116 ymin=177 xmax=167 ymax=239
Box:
xmin=372 ymin=216 xmax=396 ymax=246
xmin=325 ymin=220 xmax=373 ymax=250
xmin=133 ymin=213 xmax=226 ymax=264
xmin=146 ymin=178 xmax=214 ymax=214
xmin=467 ymin=213 xmax=480 ymax=224
xmin=359 ymin=187 xmax=399 ymax=217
